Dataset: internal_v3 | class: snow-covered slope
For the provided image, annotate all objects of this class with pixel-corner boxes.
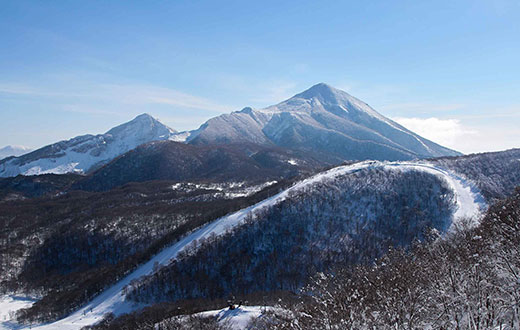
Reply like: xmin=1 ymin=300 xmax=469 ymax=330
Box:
xmin=0 ymin=146 xmax=32 ymax=160
xmin=183 ymin=83 xmax=461 ymax=160
xmin=21 ymin=161 xmax=484 ymax=330
xmin=158 ymin=305 xmax=283 ymax=329
xmin=1 ymin=84 xmax=460 ymax=178
xmin=193 ymin=306 xmax=271 ymax=329
xmin=0 ymin=114 xmax=177 ymax=177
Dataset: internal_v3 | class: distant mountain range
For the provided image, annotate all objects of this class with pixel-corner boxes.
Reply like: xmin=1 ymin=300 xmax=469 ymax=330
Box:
xmin=0 ymin=83 xmax=461 ymax=178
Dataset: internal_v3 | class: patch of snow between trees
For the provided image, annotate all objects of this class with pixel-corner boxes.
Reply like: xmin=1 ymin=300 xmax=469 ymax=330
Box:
xmin=157 ymin=306 xmax=283 ymax=330
xmin=0 ymin=296 xmax=37 ymax=330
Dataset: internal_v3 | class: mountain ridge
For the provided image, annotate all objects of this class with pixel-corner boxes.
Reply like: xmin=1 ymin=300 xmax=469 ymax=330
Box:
xmin=181 ymin=83 xmax=461 ymax=160
xmin=0 ymin=113 xmax=178 ymax=177
xmin=0 ymin=84 xmax=461 ymax=178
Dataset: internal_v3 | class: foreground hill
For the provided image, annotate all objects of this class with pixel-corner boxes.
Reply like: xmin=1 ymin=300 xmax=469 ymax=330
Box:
xmin=12 ymin=160 xmax=483 ymax=329
xmin=1 ymin=178 xmax=297 ymax=327
xmin=275 ymin=187 xmax=520 ymax=329
xmin=3 ymin=149 xmax=519 ymax=329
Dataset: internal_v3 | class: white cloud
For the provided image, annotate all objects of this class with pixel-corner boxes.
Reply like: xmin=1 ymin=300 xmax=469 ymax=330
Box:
xmin=393 ymin=117 xmax=477 ymax=152
xmin=393 ymin=116 xmax=520 ymax=154
xmin=451 ymin=126 xmax=520 ymax=154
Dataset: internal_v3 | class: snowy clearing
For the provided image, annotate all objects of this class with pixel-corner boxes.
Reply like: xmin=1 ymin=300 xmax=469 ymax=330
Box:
xmin=0 ymin=296 xmax=37 ymax=330
xmin=158 ymin=305 xmax=280 ymax=329
xmin=16 ymin=161 xmax=484 ymax=329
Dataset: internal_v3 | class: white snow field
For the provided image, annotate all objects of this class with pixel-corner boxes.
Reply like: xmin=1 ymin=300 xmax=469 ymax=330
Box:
xmin=196 ymin=306 xmax=267 ymax=329
xmin=0 ymin=296 xmax=36 ymax=330
xmin=7 ymin=161 xmax=484 ymax=330
xmin=160 ymin=305 xmax=283 ymax=329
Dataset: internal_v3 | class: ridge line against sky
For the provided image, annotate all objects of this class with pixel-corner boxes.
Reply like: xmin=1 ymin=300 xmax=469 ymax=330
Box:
xmin=1 ymin=0 xmax=519 ymax=154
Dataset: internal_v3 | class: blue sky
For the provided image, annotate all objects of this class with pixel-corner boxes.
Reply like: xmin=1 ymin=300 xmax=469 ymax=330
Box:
xmin=1 ymin=0 xmax=519 ymax=153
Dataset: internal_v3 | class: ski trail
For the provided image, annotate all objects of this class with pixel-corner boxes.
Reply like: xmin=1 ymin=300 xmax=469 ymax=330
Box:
xmin=19 ymin=161 xmax=484 ymax=330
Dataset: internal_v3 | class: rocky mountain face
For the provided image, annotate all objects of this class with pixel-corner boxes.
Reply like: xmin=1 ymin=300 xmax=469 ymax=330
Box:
xmin=182 ymin=83 xmax=461 ymax=160
xmin=0 ymin=114 xmax=177 ymax=177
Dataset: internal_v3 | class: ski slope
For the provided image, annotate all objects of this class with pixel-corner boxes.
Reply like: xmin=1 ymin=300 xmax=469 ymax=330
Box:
xmin=13 ymin=161 xmax=484 ymax=330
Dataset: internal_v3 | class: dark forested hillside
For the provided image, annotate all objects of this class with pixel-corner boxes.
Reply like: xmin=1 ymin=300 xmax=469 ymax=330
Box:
xmin=126 ymin=168 xmax=456 ymax=305
xmin=73 ymin=141 xmax=330 ymax=192
xmin=98 ymin=186 xmax=520 ymax=330
xmin=0 ymin=173 xmax=81 ymax=200
xmin=3 ymin=148 xmax=520 ymax=328
xmin=1 ymin=178 xmax=299 ymax=323
xmin=278 ymin=187 xmax=520 ymax=329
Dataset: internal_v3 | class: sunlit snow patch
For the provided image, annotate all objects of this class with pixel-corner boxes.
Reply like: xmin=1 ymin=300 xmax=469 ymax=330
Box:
xmin=0 ymin=296 xmax=37 ymax=330
xmin=159 ymin=306 xmax=285 ymax=330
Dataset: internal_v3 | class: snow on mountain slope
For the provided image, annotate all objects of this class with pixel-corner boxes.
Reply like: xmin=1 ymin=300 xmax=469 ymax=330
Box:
xmin=0 ymin=146 xmax=32 ymax=160
xmin=159 ymin=306 xmax=284 ymax=329
xmin=21 ymin=161 xmax=484 ymax=330
xmin=0 ymin=114 xmax=177 ymax=177
xmin=1 ymin=84 xmax=460 ymax=178
xmin=185 ymin=83 xmax=461 ymax=160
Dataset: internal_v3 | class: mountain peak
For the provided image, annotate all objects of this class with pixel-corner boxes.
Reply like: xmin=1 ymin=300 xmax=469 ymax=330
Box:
xmin=309 ymin=82 xmax=335 ymax=90
xmin=134 ymin=113 xmax=154 ymax=120
xmin=106 ymin=113 xmax=176 ymax=136
xmin=129 ymin=113 xmax=158 ymax=124
xmin=0 ymin=113 xmax=180 ymax=177
xmin=238 ymin=106 xmax=254 ymax=114
xmin=293 ymin=83 xmax=349 ymax=103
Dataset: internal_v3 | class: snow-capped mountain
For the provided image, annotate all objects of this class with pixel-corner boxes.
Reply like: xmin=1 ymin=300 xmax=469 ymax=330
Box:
xmin=0 ymin=145 xmax=33 ymax=160
xmin=0 ymin=114 xmax=177 ymax=177
xmin=181 ymin=83 xmax=461 ymax=160
xmin=1 ymin=83 xmax=461 ymax=178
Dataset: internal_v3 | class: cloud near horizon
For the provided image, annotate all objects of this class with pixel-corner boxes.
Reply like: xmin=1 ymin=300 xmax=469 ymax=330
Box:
xmin=392 ymin=117 xmax=477 ymax=153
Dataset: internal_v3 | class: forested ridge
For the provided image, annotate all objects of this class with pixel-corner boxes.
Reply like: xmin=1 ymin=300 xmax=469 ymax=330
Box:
xmin=1 ymin=178 xmax=300 ymax=323
xmin=127 ymin=169 xmax=456 ymax=304
xmin=2 ymin=148 xmax=520 ymax=328
xmin=430 ymin=148 xmax=520 ymax=201
xmin=92 ymin=186 xmax=520 ymax=330
xmin=281 ymin=186 xmax=520 ymax=329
